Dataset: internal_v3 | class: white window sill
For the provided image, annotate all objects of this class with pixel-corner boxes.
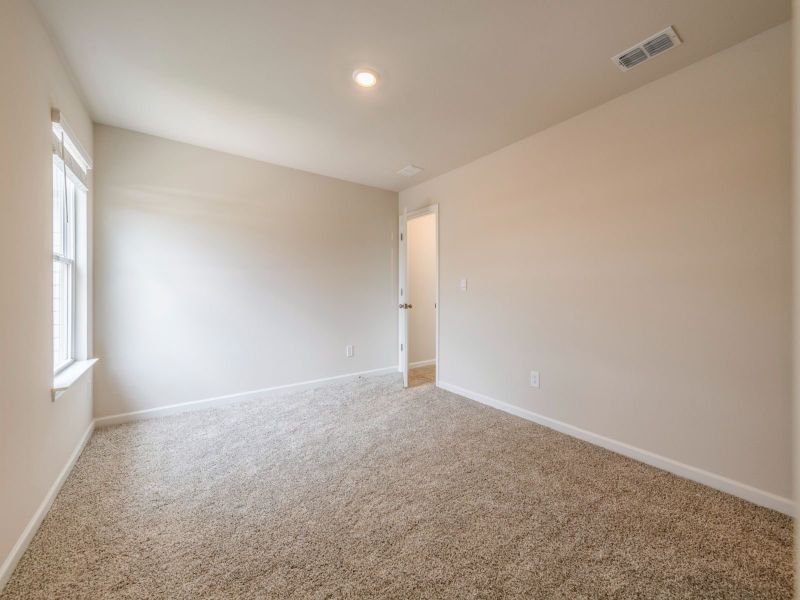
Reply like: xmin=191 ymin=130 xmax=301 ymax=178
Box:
xmin=52 ymin=358 xmax=98 ymax=401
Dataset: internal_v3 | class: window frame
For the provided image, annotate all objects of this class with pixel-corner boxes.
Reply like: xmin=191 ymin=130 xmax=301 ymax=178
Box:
xmin=50 ymin=110 xmax=93 ymax=387
xmin=52 ymin=155 xmax=85 ymax=375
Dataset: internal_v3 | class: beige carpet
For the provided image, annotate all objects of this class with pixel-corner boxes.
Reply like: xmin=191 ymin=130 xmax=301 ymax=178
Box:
xmin=1 ymin=375 xmax=792 ymax=599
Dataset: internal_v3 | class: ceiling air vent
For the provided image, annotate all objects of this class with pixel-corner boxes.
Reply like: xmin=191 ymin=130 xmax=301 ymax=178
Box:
xmin=397 ymin=165 xmax=423 ymax=177
xmin=612 ymin=26 xmax=682 ymax=72
xmin=617 ymin=47 xmax=648 ymax=70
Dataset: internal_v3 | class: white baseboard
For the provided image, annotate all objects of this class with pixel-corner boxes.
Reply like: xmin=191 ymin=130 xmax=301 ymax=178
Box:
xmin=95 ymin=365 xmax=399 ymax=428
xmin=437 ymin=381 xmax=794 ymax=516
xmin=0 ymin=420 xmax=95 ymax=592
xmin=410 ymin=359 xmax=436 ymax=368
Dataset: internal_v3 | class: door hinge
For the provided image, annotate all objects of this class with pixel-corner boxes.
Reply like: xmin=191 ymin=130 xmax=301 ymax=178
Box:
xmin=400 ymin=343 xmax=404 ymax=351
xmin=400 ymin=233 xmax=403 ymax=241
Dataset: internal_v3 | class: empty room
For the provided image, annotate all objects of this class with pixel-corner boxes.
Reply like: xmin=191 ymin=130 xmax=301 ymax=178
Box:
xmin=1 ymin=0 xmax=797 ymax=598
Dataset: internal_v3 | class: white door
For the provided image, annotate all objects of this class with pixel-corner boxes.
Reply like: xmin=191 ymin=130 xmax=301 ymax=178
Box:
xmin=398 ymin=214 xmax=409 ymax=387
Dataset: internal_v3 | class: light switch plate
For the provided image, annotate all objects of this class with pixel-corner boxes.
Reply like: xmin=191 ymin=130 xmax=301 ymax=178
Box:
xmin=460 ymin=278 xmax=468 ymax=291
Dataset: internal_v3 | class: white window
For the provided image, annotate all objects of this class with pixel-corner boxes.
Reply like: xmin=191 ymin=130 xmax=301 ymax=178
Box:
xmin=52 ymin=112 xmax=90 ymax=374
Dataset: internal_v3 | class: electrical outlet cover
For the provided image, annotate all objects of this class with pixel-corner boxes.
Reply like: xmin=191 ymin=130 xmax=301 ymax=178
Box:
xmin=530 ymin=371 xmax=540 ymax=388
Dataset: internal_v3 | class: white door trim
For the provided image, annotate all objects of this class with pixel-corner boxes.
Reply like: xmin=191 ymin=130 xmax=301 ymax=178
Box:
xmin=399 ymin=204 xmax=439 ymax=387
xmin=398 ymin=211 xmax=408 ymax=387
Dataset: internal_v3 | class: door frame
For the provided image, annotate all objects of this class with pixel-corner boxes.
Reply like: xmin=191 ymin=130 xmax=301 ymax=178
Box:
xmin=399 ymin=204 xmax=439 ymax=387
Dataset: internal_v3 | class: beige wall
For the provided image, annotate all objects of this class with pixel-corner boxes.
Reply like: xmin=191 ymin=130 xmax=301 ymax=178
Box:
xmin=0 ymin=0 xmax=94 ymax=582
xmin=400 ymin=24 xmax=792 ymax=500
xmin=407 ymin=213 xmax=437 ymax=364
xmin=93 ymin=125 xmax=398 ymax=418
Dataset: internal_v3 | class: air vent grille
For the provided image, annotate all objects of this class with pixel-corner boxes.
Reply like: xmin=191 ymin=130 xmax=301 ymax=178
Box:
xmin=612 ymin=26 xmax=681 ymax=72
xmin=618 ymin=48 xmax=648 ymax=70
xmin=643 ymin=33 xmax=674 ymax=57
xmin=397 ymin=165 xmax=423 ymax=177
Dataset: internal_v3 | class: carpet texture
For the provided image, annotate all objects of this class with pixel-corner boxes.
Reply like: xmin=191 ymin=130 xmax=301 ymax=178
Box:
xmin=1 ymin=375 xmax=793 ymax=599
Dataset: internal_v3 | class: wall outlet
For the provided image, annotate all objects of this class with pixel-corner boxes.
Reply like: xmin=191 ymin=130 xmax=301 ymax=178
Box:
xmin=530 ymin=371 xmax=540 ymax=388
xmin=460 ymin=278 xmax=468 ymax=291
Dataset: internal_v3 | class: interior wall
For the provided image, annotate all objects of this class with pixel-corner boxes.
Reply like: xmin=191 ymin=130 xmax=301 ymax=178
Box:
xmin=400 ymin=24 xmax=792 ymax=500
xmin=407 ymin=213 xmax=437 ymax=365
xmin=0 ymin=0 xmax=94 ymax=583
xmin=92 ymin=125 xmax=398 ymax=418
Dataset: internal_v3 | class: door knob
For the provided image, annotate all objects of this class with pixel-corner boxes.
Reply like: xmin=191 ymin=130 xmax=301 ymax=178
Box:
xmin=398 ymin=303 xmax=413 ymax=309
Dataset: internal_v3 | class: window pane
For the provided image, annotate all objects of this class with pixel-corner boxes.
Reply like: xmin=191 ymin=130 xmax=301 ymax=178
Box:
xmin=52 ymin=160 xmax=80 ymax=372
xmin=53 ymin=260 xmax=71 ymax=370
xmin=65 ymin=176 xmax=75 ymax=259
xmin=53 ymin=159 xmax=66 ymax=256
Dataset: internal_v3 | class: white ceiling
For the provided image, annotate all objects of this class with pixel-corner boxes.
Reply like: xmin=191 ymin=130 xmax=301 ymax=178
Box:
xmin=34 ymin=0 xmax=790 ymax=191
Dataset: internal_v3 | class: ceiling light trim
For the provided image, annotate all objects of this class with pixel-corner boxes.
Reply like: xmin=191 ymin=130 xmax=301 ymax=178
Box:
xmin=353 ymin=68 xmax=379 ymax=88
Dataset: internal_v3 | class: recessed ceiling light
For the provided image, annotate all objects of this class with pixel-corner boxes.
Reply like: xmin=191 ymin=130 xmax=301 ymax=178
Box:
xmin=353 ymin=68 xmax=379 ymax=88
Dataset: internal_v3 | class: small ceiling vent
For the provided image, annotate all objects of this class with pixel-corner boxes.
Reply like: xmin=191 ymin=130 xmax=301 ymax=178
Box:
xmin=397 ymin=165 xmax=423 ymax=177
xmin=617 ymin=47 xmax=648 ymax=70
xmin=612 ymin=26 xmax=682 ymax=72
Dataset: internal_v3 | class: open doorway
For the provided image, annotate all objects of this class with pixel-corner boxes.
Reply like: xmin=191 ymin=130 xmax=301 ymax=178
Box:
xmin=398 ymin=205 xmax=438 ymax=388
